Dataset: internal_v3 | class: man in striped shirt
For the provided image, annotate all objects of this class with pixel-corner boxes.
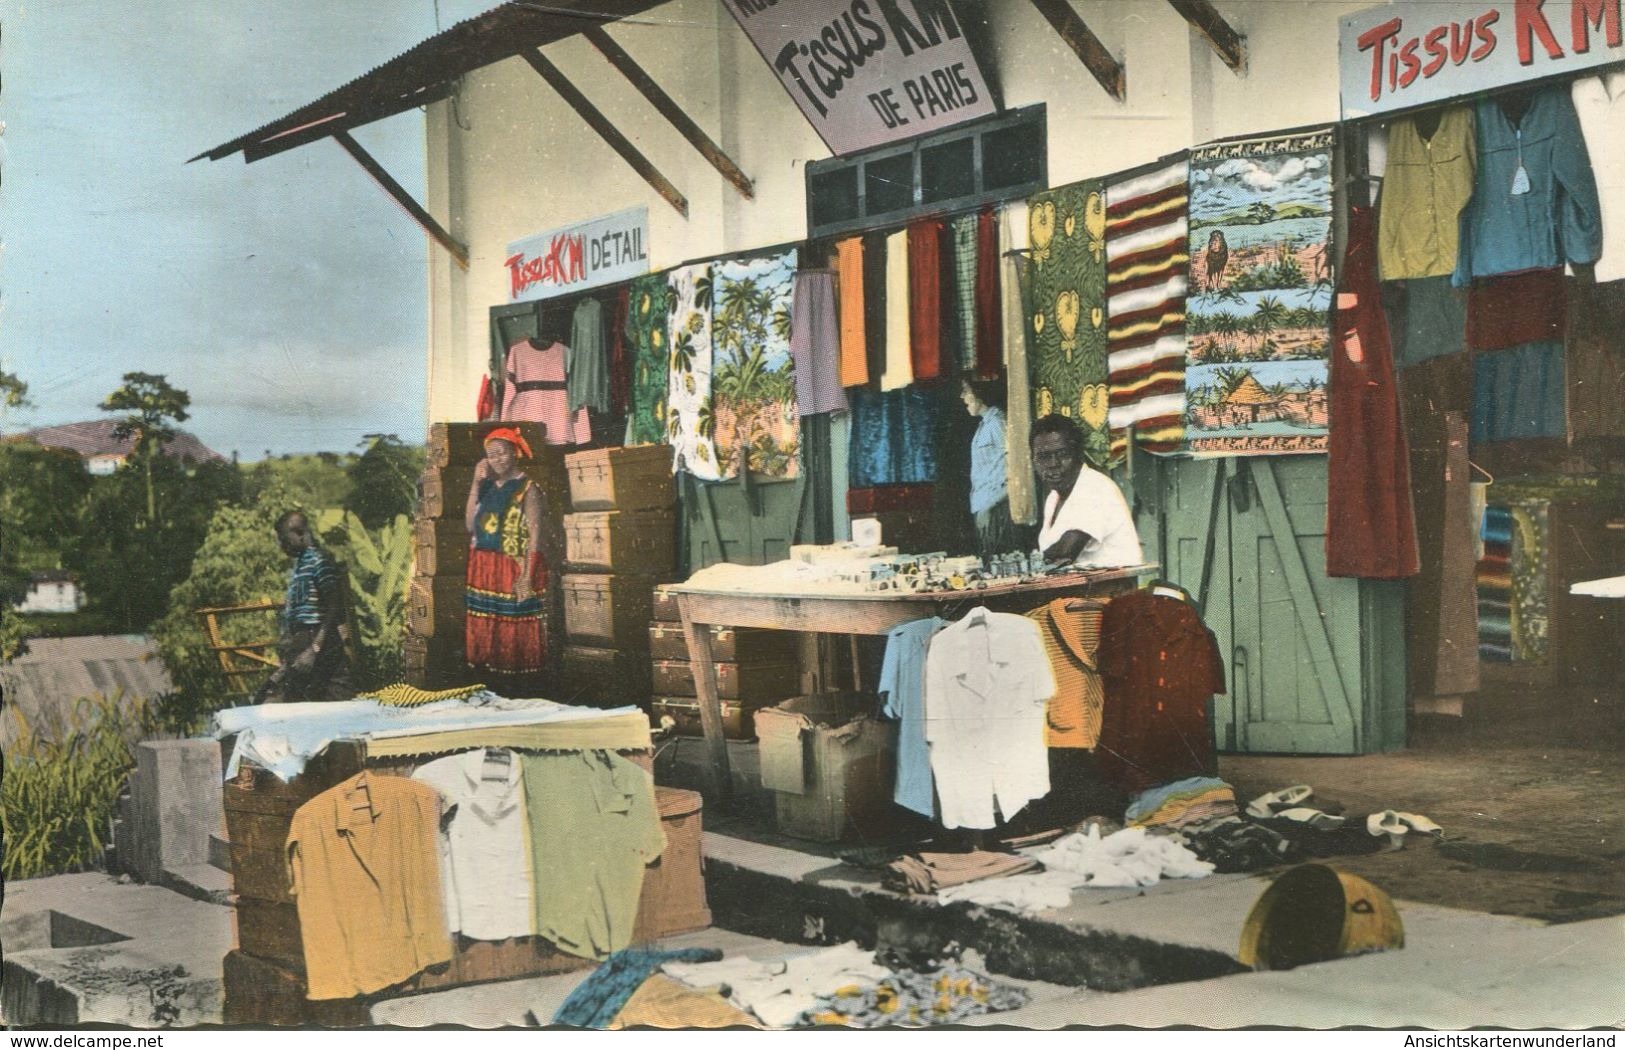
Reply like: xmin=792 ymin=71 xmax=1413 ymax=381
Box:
xmin=252 ymin=510 xmax=351 ymax=703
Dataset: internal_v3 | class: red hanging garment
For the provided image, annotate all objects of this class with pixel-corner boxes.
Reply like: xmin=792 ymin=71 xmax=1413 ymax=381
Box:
xmin=476 ymin=375 xmax=497 ymax=422
xmin=1327 ymin=206 xmax=1421 ymax=580
xmin=907 ymin=218 xmax=944 ymax=381
xmin=974 ymin=207 xmax=1003 ymax=379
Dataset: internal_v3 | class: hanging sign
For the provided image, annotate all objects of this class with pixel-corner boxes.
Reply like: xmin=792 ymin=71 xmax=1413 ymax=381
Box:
xmin=504 ymin=207 xmax=649 ymax=302
xmin=723 ymin=0 xmax=997 ymax=155
xmin=1340 ymin=0 xmax=1625 ymax=119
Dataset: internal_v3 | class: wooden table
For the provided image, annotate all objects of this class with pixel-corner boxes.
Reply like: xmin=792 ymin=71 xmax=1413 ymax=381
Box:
xmin=670 ymin=563 xmax=1155 ymax=801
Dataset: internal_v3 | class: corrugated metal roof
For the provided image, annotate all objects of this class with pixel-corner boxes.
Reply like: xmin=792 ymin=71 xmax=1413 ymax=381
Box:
xmin=1 ymin=635 xmax=175 ymax=745
xmin=197 ymin=0 xmax=669 ymax=165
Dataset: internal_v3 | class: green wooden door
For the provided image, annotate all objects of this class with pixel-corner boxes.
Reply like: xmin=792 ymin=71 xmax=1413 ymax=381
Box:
xmin=681 ymin=474 xmax=815 ymax=572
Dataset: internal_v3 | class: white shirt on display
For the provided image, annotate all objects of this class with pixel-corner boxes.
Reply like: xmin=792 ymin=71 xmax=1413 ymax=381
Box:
xmin=1037 ymin=465 xmax=1144 ymax=568
xmin=411 ymin=748 xmax=533 ymax=941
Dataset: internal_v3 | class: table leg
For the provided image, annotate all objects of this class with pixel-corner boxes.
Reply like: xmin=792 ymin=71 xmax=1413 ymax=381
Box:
xmin=676 ymin=595 xmax=732 ymax=803
xmin=848 ymin=634 xmax=863 ymax=692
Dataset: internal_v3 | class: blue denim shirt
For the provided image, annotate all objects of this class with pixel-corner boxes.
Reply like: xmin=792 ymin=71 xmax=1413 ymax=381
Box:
xmin=1453 ymin=88 xmax=1603 ymax=286
xmin=968 ymin=407 xmax=1008 ymax=515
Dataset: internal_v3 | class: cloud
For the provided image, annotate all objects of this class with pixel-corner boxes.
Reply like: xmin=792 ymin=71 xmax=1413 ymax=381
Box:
xmin=1210 ymin=155 xmax=1324 ymax=193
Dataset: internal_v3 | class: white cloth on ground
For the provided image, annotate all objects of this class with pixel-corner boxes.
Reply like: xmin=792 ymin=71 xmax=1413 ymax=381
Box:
xmin=661 ymin=942 xmax=892 ymax=1029
xmin=411 ymin=749 xmax=532 ymax=940
xmin=935 ymin=870 xmax=1081 ymax=915
xmin=1025 ymin=825 xmax=1214 ymax=888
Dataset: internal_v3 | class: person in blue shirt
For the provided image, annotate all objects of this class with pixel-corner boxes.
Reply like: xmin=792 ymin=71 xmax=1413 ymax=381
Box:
xmin=253 ymin=510 xmax=351 ymax=703
xmin=960 ymin=377 xmax=1025 ymax=564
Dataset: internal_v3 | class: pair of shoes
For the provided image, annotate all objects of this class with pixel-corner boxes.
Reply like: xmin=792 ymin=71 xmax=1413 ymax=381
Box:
xmin=1273 ymin=807 xmax=1347 ymax=831
xmin=1245 ymin=784 xmax=1313 ymax=818
xmin=1366 ymin=811 xmax=1444 ymax=850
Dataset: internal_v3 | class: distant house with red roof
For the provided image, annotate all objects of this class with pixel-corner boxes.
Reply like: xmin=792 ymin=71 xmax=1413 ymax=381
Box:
xmin=7 ymin=420 xmax=225 ymax=475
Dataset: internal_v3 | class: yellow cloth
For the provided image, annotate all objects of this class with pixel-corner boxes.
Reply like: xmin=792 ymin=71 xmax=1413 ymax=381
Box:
xmin=362 ymin=710 xmax=653 ymax=761
xmin=880 ymin=229 xmax=913 ymax=391
xmin=1001 ymin=201 xmax=1038 ymax=525
xmin=355 ymin=682 xmax=487 ymax=707
xmin=1377 ymin=105 xmax=1476 ymax=280
xmin=286 ymin=772 xmax=452 ymax=1000
xmin=610 ymin=975 xmax=758 ymax=1030
xmin=836 ymin=237 xmax=868 ymax=387
xmin=1025 ymin=597 xmax=1108 ymax=748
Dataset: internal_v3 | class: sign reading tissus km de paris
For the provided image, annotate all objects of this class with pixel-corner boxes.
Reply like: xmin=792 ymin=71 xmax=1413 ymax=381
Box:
xmin=1340 ymin=0 xmax=1625 ymax=119
xmin=505 ymin=207 xmax=650 ymax=303
xmin=725 ymin=0 xmax=997 ymax=156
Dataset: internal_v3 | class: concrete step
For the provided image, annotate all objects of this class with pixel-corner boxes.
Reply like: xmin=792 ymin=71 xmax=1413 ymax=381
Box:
xmin=161 ymin=863 xmax=233 ymax=907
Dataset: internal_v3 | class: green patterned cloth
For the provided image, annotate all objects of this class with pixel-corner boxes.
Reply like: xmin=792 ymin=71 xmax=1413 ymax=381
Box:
xmin=626 ymin=274 xmax=671 ymax=447
xmin=1026 ymin=180 xmax=1111 ymax=467
xmin=1508 ymin=501 xmax=1550 ymax=663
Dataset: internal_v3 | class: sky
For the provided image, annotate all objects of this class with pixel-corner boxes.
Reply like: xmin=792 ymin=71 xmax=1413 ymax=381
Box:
xmin=0 ymin=0 xmax=495 ymax=458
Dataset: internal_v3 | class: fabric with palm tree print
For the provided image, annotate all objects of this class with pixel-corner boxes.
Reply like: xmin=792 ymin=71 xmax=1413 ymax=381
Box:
xmin=1184 ymin=128 xmax=1335 ymax=457
xmin=1025 ymin=180 xmax=1111 ymax=469
xmin=666 ymin=263 xmax=722 ymax=480
xmin=712 ymin=250 xmax=801 ymax=480
xmin=626 ymin=274 xmax=671 ymax=448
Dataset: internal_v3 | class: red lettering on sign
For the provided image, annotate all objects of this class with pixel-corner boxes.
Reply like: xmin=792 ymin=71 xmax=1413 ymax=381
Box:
xmin=1572 ymin=0 xmax=1623 ymax=52
xmin=1515 ymin=0 xmax=1565 ymax=63
xmin=1472 ymin=10 xmax=1501 ymax=60
xmin=1358 ymin=17 xmax=1404 ymax=101
xmin=504 ymin=233 xmax=587 ymax=298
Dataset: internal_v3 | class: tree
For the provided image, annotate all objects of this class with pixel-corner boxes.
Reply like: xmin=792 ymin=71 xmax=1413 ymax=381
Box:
xmin=345 ymin=434 xmax=422 ymax=529
xmin=99 ymin=372 xmax=192 ymax=524
xmin=0 ymin=441 xmax=93 ymax=659
xmin=0 ymin=368 xmax=31 ymax=412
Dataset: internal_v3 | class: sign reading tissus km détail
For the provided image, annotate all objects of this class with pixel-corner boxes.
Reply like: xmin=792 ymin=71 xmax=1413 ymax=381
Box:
xmin=505 ymin=207 xmax=650 ymax=303
xmin=724 ymin=0 xmax=997 ymax=156
xmin=1340 ymin=0 xmax=1625 ymax=119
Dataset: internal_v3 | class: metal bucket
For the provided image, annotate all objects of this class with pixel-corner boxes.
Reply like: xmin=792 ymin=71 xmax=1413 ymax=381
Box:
xmin=1238 ymin=863 xmax=1405 ymax=971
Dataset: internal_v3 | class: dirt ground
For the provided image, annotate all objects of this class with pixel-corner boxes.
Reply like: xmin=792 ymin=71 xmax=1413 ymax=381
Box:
xmin=1220 ymin=686 xmax=1625 ymax=924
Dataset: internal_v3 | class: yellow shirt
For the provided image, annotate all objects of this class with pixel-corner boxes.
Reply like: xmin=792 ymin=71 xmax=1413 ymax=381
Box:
xmin=1025 ymin=597 xmax=1109 ymax=749
xmin=1378 ymin=106 xmax=1477 ymax=280
xmin=286 ymin=772 xmax=452 ymax=1000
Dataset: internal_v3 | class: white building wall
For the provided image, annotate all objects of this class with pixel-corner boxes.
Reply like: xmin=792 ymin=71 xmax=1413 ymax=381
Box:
xmin=426 ymin=0 xmax=1367 ymax=422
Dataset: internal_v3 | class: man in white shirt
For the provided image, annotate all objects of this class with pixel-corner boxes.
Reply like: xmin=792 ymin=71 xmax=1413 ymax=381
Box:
xmin=1031 ymin=414 xmax=1144 ymax=568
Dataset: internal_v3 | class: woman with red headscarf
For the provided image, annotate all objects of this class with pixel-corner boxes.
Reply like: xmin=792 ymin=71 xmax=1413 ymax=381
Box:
xmin=464 ymin=427 xmax=548 ymax=679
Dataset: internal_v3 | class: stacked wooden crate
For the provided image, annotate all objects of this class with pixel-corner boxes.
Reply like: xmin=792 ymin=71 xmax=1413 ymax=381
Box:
xmin=559 ymin=446 xmax=677 ymax=708
xmin=647 ymin=585 xmax=800 ymax=739
xmin=406 ymin=423 xmax=564 ymax=689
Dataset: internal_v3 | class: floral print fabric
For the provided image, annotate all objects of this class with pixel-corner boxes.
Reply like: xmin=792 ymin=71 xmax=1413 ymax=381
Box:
xmin=712 ymin=250 xmax=800 ymax=479
xmin=798 ymin=965 xmax=1029 ymax=1029
xmin=665 ymin=263 xmax=721 ymax=479
xmin=626 ymin=274 xmax=671 ymax=447
xmin=1026 ymin=180 xmax=1111 ymax=467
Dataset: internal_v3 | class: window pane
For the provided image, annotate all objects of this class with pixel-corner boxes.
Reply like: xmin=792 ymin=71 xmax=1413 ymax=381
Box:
xmin=865 ymin=153 xmax=915 ymax=215
xmin=920 ymin=137 xmax=975 ymax=204
xmin=809 ymin=165 xmax=859 ymax=226
xmin=982 ymin=120 xmax=1045 ymax=191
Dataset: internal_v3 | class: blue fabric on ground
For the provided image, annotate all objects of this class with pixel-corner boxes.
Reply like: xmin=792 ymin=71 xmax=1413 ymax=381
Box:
xmin=553 ymin=946 xmax=723 ymax=1029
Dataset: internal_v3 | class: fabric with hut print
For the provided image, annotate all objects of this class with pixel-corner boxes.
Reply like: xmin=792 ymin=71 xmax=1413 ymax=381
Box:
xmin=626 ymin=274 xmax=672 ymax=448
xmin=1026 ymin=180 xmax=1111 ymax=467
xmin=1184 ymin=128 xmax=1335 ymax=458
xmin=712 ymin=250 xmax=800 ymax=480
xmin=666 ymin=263 xmax=722 ymax=480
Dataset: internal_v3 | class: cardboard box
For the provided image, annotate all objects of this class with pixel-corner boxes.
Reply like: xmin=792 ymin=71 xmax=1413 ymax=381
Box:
xmin=755 ymin=693 xmax=897 ymax=844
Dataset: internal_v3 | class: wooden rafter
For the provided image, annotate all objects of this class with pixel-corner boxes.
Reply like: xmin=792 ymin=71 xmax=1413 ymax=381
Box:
xmin=522 ymin=49 xmax=689 ymax=217
xmin=1025 ymin=0 xmax=1125 ymax=102
xmin=333 ymin=130 xmax=470 ymax=270
xmin=583 ymin=26 xmax=754 ymax=199
xmin=1168 ymin=0 xmax=1247 ymax=73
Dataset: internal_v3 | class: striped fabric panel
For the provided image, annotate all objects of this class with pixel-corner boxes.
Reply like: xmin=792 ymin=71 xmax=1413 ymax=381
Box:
xmin=1106 ymin=159 xmax=1190 ymax=462
xmin=1476 ymin=505 xmax=1514 ymax=662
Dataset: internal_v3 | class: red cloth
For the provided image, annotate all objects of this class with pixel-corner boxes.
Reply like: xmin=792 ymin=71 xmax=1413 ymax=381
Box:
xmin=847 ymin=483 xmax=935 ymax=515
xmin=1095 ymin=591 xmax=1225 ymax=794
xmin=465 ymin=548 xmax=549 ymax=675
xmin=907 ymin=219 xmax=944 ymax=381
xmin=974 ymin=207 xmax=1003 ymax=380
xmin=476 ymin=376 xmax=497 ymax=422
xmin=1327 ymin=206 xmax=1420 ymax=580
xmin=610 ymin=286 xmax=631 ymax=416
xmin=1466 ymin=268 xmax=1567 ymax=351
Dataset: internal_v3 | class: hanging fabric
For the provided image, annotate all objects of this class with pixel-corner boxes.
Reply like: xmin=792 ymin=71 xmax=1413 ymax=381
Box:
xmin=1466 ymin=268 xmax=1567 ymax=350
xmin=1376 ymin=105 xmax=1476 ymax=281
xmin=1026 ymin=180 xmax=1111 ymax=467
xmin=846 ymin=386 xmax=941 ymax=488
xmin=666 ymin=263 xmax=723 ymax=479
xmin=789 ymin=269 xmax=847 ymax=417
xmin=625 ymin=274 xmax=671 ymax=447
xmin=974 ymin=207 xmax=1003 ymax=381
xmin=880 ymin=229 xmax=913 ymax=391
xmin=1390 ymin=276 xmax=1468 ymax=370
xmin=1567 ymin=280 xmax=1625 ymax=440
xmin=1406 ymin=411 xmax=1481 ymax=699
xmin=1326 ymin=206 xmax=1419 ymax=580
xmin=1453 ymin=87 xmax=1602 ymax=286
xmin=951 ymin=214 xmax=980 ymax=372
xmin=906 ymin=219 xmax=945 ymax=382
xmin=862 ymin=231 xmax=890 ymax=387
xmin=1572 ymin=72 xmax=1625 ymax=282
xmin=1471 ymin=341 xmax=1567 ymax=442
xmin=568 ymin=297 xmax=610 ymax=415
xmin=712 ymin=250 xmax=801 ymax=479
xmin=476 ymin=375 xmax=497 ymax=422
xmin=1000 ymin=200 xmax=1038 ymax=526
xmin=1105 ymin=158 xmax=1191 ymax=462
xmin=835 ymin=237 xmax=869 ymax=387
xmin=609 ymin=286 xmax=631 ymax=417
xmin=501 ymin=338 xmax=591 ymax=444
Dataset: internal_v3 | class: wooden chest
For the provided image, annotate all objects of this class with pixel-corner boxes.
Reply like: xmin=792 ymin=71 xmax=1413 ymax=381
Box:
xmin=407 ymin=574 xmax=465 ymax=639
xmin=650 ymin=659 xmax=799 ymax=702
xmin=650 ymin=695 xmax=771 ymax=740
xmin=651 ymin=585 xmax=682 ymax=623
xmin=561 ymin=573 xmax=658 ymax=649
xmin=647 ymin=622 xmax=798 ymax=663
xmin=633 ymin=788 xmax=711 ymax=938
xmin=565 ymin=445 xmax=675 ymax=512
xmin=426 ymin=422 xmax=548 ymax=469
xmin=561 ymin=644 xmax=653 ymax=708
xmin=413 ymin=517 xmax=469 ymax=578
xmin=418 ymin=464 xmax=476 ymax=520
xmin=563 ymin=509 xmax=677 ymax=575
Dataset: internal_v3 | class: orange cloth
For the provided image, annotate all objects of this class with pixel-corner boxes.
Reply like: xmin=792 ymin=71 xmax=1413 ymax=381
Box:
xmin=1025 ymin=597 xmax=1108 ymax=749
xmin=836 ymin=237 xmax=868 ymax=386
xmin=286 ymin=772 xmax=452 ymax=1000
xmin=609 ymin=975 xmax=758 ymax=1029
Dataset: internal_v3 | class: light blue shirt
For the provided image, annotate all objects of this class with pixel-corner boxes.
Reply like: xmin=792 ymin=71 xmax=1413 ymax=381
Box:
xmin=968 ymin=407 xmax=1008 ymax=516
xmin=879 ymin=616 xmax=948 ymax=817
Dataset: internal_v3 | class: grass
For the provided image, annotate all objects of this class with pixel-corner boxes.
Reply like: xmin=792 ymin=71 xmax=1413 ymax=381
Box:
xmin=2 ymin=691 xmax=157 ymax=880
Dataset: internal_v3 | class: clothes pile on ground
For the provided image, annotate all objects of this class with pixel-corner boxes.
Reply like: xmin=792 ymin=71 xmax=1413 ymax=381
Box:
xmin=881 ymin=850 xmax=1040 ymax=894
xmin=1026 ymin=824 xmax=1215 ymax=888
xmin=1123 ymin=776 xmax=1238 ymax=829
xmin=548 ymin=943 xmax=1029 ymax=1029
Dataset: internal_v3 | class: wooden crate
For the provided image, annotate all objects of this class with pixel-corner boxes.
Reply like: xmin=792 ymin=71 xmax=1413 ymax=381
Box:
xmin=408 ymin=574 xmax=466 ymax=639
xmin=650 ymin=659 xmax=799 ymax=702
xmin=565 ymin=445 xmax=676 ymax=512
xmin=414 ymin=518 xmax=470 ymax=579
xmin=426 ymin=422 xmax=549 ymax=469
xmin=649 ymin=695 xmax=771 ymax=740
xmin=651 ymin=585 xmax=682 ymax=623
xmin=561 ymin=573 xmax=659 ymax=648
xmin=648 ymin=622 xmax=798 ymax=663
xmin=561 ymin=644 xmax=653 ymax=708
xmin=632 ymin=788 xmax=710 ymax=940
xmin=418 ymin=464 xmax=476 ymax=520
xmin=564 ymin=509 xmax=677 ymax=574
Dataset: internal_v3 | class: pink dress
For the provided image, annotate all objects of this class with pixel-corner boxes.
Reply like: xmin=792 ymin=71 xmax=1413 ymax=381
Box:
xmin=501 ymin=339 xmax=590 ymax=445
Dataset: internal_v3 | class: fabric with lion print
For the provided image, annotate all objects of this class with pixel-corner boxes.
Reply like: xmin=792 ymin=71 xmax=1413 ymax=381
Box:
xmin=1025 ymin=180 xmax=1111 ymax=467
xmin=665 ymin=263 xmax=722 ymax=480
